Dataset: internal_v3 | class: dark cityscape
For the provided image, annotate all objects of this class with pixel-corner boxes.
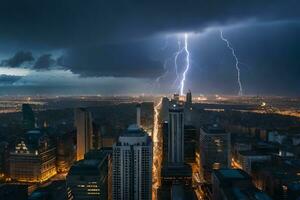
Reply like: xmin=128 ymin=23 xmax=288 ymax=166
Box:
xmin=0 ymin=1 xmax=300 ymax=200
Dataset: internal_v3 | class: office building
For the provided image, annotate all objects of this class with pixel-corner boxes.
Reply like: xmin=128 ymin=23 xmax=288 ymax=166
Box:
xmin=136 ymin=103 xmax=141 ymax=127
xmin=22 ymin=104 xmax=35 ymax=130
xmin=237 ymin=151 xmax=271 ymax=174
xmin=161 ymin=97 xmax=170 ymax=122
xmin=186 ymin=90 xmax=192 ymax=105
xmin=200 ymin=124 xmax=230 ymax=182
xmin=212 ymin=169 xmax=271 ymax=200
xmin=66 ymin=149 xmax=112 ymax=200
xmin=168 ymin=103 xmax=184 ymax=165
xmin=75 ymin=108 xmax=93 ymax=161
xmin=0 ymin=184 xmax=28 ymax=200
xmin=184 ymin=90 xmax=192 ymax=125
xmin=184 ymin=125 xmax=197 ymax=163
xmin=112 ymin=125 xmax=152 ymax=200
xmin=9 ymin=129 xmax=56 ymax=182
xmin=92 ymin=122 xmax=102 ymax=150
xmin=56 ymin=132 xmax=76 ymax=173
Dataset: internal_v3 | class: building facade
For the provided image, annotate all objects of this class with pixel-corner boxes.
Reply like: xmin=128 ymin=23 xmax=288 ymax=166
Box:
xmin=66 ymin=149 xmax=111 ymax=200
xmin=75 ymin=108 xmax=93 ymax=161
xmin=9 ymin=130 xmax=56 ymax=182
xmin=168 ymin=103 xmax=185 ymax=165
xmin=199 ymin=124 xmax=231 ymax=182
xmin=112 ymin=125 xmax=152 ymax=200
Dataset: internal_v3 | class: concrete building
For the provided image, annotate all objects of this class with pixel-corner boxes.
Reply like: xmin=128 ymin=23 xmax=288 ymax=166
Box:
xmin=212 ymin=169 xmax=271 ymax=200
xmin=56 ymin=132 xmax=76 ymax=173
xmin=9 ymin=130 xmax=56 ymax=182
xmin=184 ymin=90 xmax=193 ymax=125
xmin=161 ymin=97 xmax=170 ymax=122
xmin=237 ymin=151 xmax=271 ymax=174
xmin=199 ymin=124 xmax=231 ymax=182
xmin=168 ymin=103 xmax=185 ymax=165
xmin=22 ymin=104 xmax=35 ymax=130
xmin=66 ymin=149 xmax=112 ymax=200
xmin=112 ymin=125 xmax=152 ymax=200
xmin=0 ymin=184 xmax=28 ymax=200
xmin=75 ymin=108 xmax=93 ymax=161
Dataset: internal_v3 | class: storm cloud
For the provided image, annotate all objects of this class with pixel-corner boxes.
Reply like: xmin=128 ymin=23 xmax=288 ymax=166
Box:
xmin=0 ymin=0 xmax=299 ymax=95
xmin=34 ymin=54 xmax=55 ymax=70
xmin=0 ymin=74 xmax=22 ymax=85
xmin=0 ymin=0 xmax=298 ymax=48
xmin=1 ymin=51 xmax=34 ymax=67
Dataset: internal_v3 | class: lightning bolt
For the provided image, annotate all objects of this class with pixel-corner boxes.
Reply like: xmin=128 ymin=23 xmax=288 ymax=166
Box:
xmin=155 ymin=59 xmax=170 ymax=87
xmin=172 ymin=39 xmax=182 ymax=87
xmin=220 ymin=30 xmax=243 ymax=96
xmin=179 ymin=33 xmax=190 ymax=95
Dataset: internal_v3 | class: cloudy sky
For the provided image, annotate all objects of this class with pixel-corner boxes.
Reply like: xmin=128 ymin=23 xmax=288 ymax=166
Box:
xmin=0 ymin=0 xmax=299 ymax=96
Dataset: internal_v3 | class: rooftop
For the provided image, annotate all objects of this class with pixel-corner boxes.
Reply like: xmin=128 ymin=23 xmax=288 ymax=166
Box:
xmin=238 ymin=150 xmax=271 ymax=157
xmin=214 ymin=169 xmax=251 ymax=183
xmin=202 ymin=124 xmax=227 ymax=134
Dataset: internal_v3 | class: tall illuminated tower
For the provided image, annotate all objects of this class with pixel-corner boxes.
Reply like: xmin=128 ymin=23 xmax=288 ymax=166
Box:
xmin=112 ymin=125 xmax=152 ymax=200
xmin=168 ymin=102 xmax=184 ymax=165
xmin=74 ymin=108 xmax=93 ymax=161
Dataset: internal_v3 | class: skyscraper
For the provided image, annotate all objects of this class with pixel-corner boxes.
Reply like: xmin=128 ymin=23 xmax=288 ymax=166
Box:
xmin=22 ymin=104 xmax=35 ymax=130
xmin=75 ymin=108 xmax=93 ymax=161
xmin=186 ymin=90 xmax=192 ymax=105
xmin=161 ymin=97 xmax=170 ymax=122
xmin=112 ymin=125 xmax=152 ymax=200
xmin=184 ymin=90 xmax=193 ymax=125
xmin=136 ymin=103 xmax=141 ymax=127
xmin=168 ymin=103 xmax=184 ymax=165
xmin=199 ymin=124 xmax=231 ymax=182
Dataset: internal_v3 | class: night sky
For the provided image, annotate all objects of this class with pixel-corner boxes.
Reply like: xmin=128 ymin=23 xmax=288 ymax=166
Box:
xmin=0 ymin=0 xmax=299 ymax=96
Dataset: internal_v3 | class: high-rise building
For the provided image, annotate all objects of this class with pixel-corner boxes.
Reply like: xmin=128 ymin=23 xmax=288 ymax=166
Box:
xmin=56 ymin=131 xmax=76 ymax=173
xmin=199 ymin=124 xmax=231 ymax=182
xmin=159 ymin=96 xmax=194 ymax=199
xmin=184 ymin=125 xmax=197 ymax=163
xmin=161 ymin=97 xmax=170 ymax=122
xmin=136 ymin=103 xmax=141 ymax=127
xmin=22 ymin=104 xmax=35 ymax=130
xmin=184 ymin=90 xmax=193 ymax=125
xmin=75 ymin=108 xmax=93 ymax=161
xmin=168 ymin=103 xmax=184 ymax=165
xmin=9 ymin=129 xmax=56 ymax=182
xmin=186 ymin=90 xmax=192 ymax=105
xmin=66 ymin=149 xmax=112 ymax=200
xmin=92 ymin=122 xmax=102 ymax=150
xmin=112 ymin=125 xmax=152 ymax=200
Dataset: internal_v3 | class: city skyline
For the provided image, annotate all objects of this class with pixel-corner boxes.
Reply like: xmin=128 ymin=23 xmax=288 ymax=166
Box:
xmin=0 ymin=1 xmax=299 ymax=96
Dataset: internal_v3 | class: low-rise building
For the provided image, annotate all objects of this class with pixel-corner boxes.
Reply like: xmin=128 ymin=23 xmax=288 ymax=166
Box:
xmin=9 ymin=129 xmax=56 ymax=182
xmin=237 ymin=151 xmax=271 ymax=174
xmin=212 ymin=169 xmax=271 ymax=200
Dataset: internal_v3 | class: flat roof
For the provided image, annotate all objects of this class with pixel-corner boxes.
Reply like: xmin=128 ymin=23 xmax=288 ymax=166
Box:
xmin=238 ymin=151 xmax=270 ymax=156
xmin=214 ymin=169 xmax=250 ymax=183
xmin=202 ymin=124 xmax=226 ymax=134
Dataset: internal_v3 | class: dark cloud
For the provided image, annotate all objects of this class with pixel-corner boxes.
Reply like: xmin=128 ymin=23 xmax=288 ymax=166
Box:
xmin=58 ymin=43 xmax=163 ymax=78
xmin=0 ymin=74 xmax=22 ymax=85
xmin=34 ymin=54 xmax=55 ymax=70
xmin=1 ymin=51 xmax=34 ymax=67
xmin=0 ymin=0 xmax=298 ymax=48
xmin=0 ymin=1 xmax=299 ymax=96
